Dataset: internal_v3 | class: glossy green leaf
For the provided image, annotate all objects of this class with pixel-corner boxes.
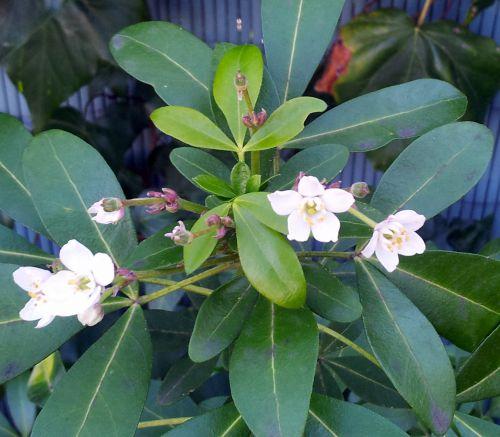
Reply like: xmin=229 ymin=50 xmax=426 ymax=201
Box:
xmin=371 ymin=122 xmax=493 ymax=218
xmin=245 ymin=174 xmax=261 ymax=193
xmin=453 ymin=412 xmax=500 ymax=437
xmin=268 ymin=144 xmax=349 ymax=191
xmin=285 ymin=79 xmax=467 ymax=151
xmin=31 ymin=305 xmax=152 ymax=436
xmin=243 ymin=97 xmax=327 ymax=151
xmin=213 ymin=45 xmax=263 ymax=146
xmin=111 ymin=21 xmax=213 ymax=117
xmin=189 ymin=277 xmax=258 ymax=362
xmin=319 ymin=320 xmax=363 ymax=357
xmin=356 ymin=260 xmax=455 ymax=435
xmin=314 ymin=361 xmax=343 ymax=399
xmin=0 ymin=263 xmax=81 ymax=384
xmin=230 ymin=162 xmax=251 ymax=196
xmin=233 ymin=192 xmax=287 ymax=234
xmin=193 ymin=175 xmax=235 ymax=198
xmin=158 ymin=356 xmax=217 ymax=406
xmin=170 ymin=147 xmax=231 ymax=189
xmin=233 ymin=203 xmax=305 ymax=308
xmin=166 ymin=403 xmax=249 ymax=437
xmin=305 ymin=394 xmax=406 ymax=436
xmin=262 ymin=0 xmax=344 ymax=101
xmin=480 ymin=238 xmax=500 ymax=260
xmin=27 ymin=352 xmax=66 ymax=407
xmin=382 ymin=251 xmax=500 ymax=352
xmin=456 ymin=325 xmax=499 ymax=402
xmin=5 ymin=372 xmax=36 ymax=436
xmin=151 ymin=106 xmax=238 ymax=152
xmin=0 ymin=410 xmax=17 ymax=437
xmin=0 ymin=224 xmax=54 ymax=266
xmin=23 ymin=130 xmax=136 ymax=266
xmin=230 ymin=298 xmax=318 ymax=437
xmin=303 ymin=263 xmax=362 ymax=323
xmin=0 ymin=114 xmax=45 ymax=233
xmin=184 ymin=203 xmax=231 ymax=274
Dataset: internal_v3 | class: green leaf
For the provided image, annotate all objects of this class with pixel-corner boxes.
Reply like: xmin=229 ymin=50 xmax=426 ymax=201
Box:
xmin=111 ymin=21 xmax=213 ymax=117
xmin=305 ymin=394 xmax=407 ymax=436
xmin=230 ymin=162 xmax=251 ymax=196
xmin=189 ymin=277 xmax=258 ymax=362
xmin=480 ymin=238 xmax=500 ymax=260
xmin=268 ymin=144 xmax=349 ymax=191
xmin=243 ymin=97 xmax=327 ymax=151
xmin=285 ymin=79 xmax=467 ymax=151
xmin=3 ymin=0 xmax=146 ymax=130
xmin=0 ymin=410 xmax=17 ymax=437
xmin=166 ymin=403 xmax=249 ymax=437
xmin=0 ymin=263 xmax=81 ymax=384
xmin=303 ymin=263 xmax=362 ymax=323
xmin=233 ymin=203 xmax=305 ymax=308
xmin=325 ymin=356 xmax=406 ymax=407
xmin=184 ymin=203 xmax=231 ymax=274
xmin=0 ymin=114 xmax=45 ymax=233
xmin=246 ymin=174 xmax=261 ymax=193
xmin=332 ymin=9 xmax=500 ymax=120
xmin=158 ymin=356 xmax=217 ymax=406
xmin=230 ymin=298 xmax=318 ymax=437
xmin=193 ymin=175 xmax=235 ymax=198
xmin=233 ymin=192 xmax=287 ymax=234
xmin=23 ymin=130 xmax=137 ymax=266
xmin=262 ymin=0 xmax=344 ymax=101
xmin=27 ymin=352 xmax=66 ymax=407
xmin=213 ymin=45 xmax=263 ymax=146
xmin=31 ymin=305 xmax=152 ymax=436
xmin=453 ymin=412 xmax=500 ymax=437
xmin=151 ymin=106 xmax=238 ymax=152
xmin=313 ymin=361 xmax=343 ymax=399
xmin=319 ymin=320 xmax=363 ymax=357
xmin=371 ymin=122 xmax=493 ymax=218
xmin=355 ymin=260 xmax=455 ymax=435
xmin=383 ymin=251 xmax=500 ymax=352
xmin=456 ymin=325 xmax=499 ymax=403
xmin=0 ymin=224 xmax=54 ymax=266
xmin=5 ymin=372 xmax=36 ymax=436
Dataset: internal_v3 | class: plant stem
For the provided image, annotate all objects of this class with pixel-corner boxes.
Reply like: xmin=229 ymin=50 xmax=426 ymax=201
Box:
xmin=273 ymin=148 xmax=281 ymax=175
xmin=138 ymin=262 xmax=237 ymax=305
xmin=317 ymin=323 xmax=381 ymax=368
xmin=137 ymin=417 xmax=191 ymax=429
xmin=178 ymin=198 xmax=206 ymax=214
xmin=417 ymin=0 xmax=434 ymax=26
xmin=297 ymin=251 xmax=354 ymax=259
xmin=139 ymin=278 xmax=213 ymax=296
xmin=123 ymin=197 xmax=161 ymax=207
xmin=348 ymin=207 xmax=378 ymax=228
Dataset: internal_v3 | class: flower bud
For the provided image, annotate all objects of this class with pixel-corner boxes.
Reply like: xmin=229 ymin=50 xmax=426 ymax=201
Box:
xmin=206 ymin=214 xmax=222 ymax=227
xmin=165 ymin=221 xmax=194 ymax=246
xmin=101 ymin=197 xmax=123 ymax=212
xmin=350 ymin=182 xmax=370 ymax=198
xmin=255 ymin=109 xmax=268 ymax=126
xmin=116 ymin=268 xmax=137 ymax=283
xmin=242 ymin=114 xmax=254 ymax=128
xmin=146 ymin=188 xmax=179 ymax=214
xmin=215 ymin=226 xmax=227 ymax=240
xmin=220 ymin=216 xmax=234 ymax=228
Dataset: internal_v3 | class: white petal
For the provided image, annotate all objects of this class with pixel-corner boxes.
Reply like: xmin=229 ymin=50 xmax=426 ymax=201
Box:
xmin=391 ymin=210 xmax=425 ymax=231
xmin=399 ymin=232 xmax=426 ymax=256
xmin=13 ymin=267 xmax=52 ymax=292
xmin=287 ymin=210 xmax=311 ymax=242
xmin=267 ymin=190 xmax=302 ymax=215
xmin=297 ymin=176 xmax=325 ymax=197
xmin=87 ymin=200 xmax=104 ymax=214
xmin=59 ymin=240 xmax=94 ymax=274
xmin=92 ymin=209 xmax=124 ymax=225
xmin=19 ymin=299 xmax=47 ymax=321
xmin=78 ymin=304 xmax=104 ymax=326
xmin=91 ymin=253 xmax=115 ymax=286
xmin=322 ymin=188 xmax=355 ymax=213
xmin=36 ymin=316 xmax=55 ymax=329
xmin=375 ymin=246 xmax=399 ymax=272
xmin=311 ymin=212 xmax=340 ymax=243
xmin=361 ymin=231 xmax=379 ymax=258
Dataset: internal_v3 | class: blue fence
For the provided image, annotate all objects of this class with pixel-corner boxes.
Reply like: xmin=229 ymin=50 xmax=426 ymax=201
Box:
xmin=1 ymin=0 xmax=499 ymax=241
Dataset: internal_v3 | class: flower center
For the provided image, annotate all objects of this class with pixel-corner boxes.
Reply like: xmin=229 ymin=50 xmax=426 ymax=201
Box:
xmin=382 ymin=224 xmax=410 ymax=251
xmin=302 ymin=197 xmax=324 ymax=216
xmin=68 ymin=276 xmax=93 ymax=292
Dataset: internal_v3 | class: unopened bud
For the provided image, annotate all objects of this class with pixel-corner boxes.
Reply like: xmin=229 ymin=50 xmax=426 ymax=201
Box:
xmin=146 ymin=188 xmax=179 ymax=214
xmin=215 ymin=226 xmax=227 ymax=240
xmin=350 ymin=182 xmax=370 ymax=198
xmin=220 ymin=216 xmax=234 ymax=228
xmin=206 ymin=214 xmax=222 ymax=227
xmin=116 ymin=268 xmax=137 ymax=283
xmin=242 ymin=114 xmax=254 ymax=128
xmin=165 ymin=221 xmax=194 ymax=246
xmin=255 ymin=109 xmax=267 ymax=126
xmin=49 ymin=259 xmax=64 ymax=273
xmin=235 ymin=71 xmax=247 ymax=101
xmin=102 ymin=197 xmax=123 ymax=212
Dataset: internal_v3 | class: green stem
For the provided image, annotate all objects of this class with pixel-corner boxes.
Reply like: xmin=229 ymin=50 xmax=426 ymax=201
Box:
xmin=137 ymin=417 xmax=191 ymax=429
xmin=122 ymin=197 xmax=161 ymax=207
xmin=317 ymin=323 xmax=381 ymax=368
xmin=348 ymin=207 xmax=378 ymax=228
xmin=139 ymin=278 xmax=213 ymax=296
xmin=178 ymin=198 xmax=206 ymax=214
xmin=273 ymin=148 xmax=281 ymax=175
xmin=417 ymin=0 xmax=434 ymax=26
xmin=297 ymin=251 xmax=354 ymax=259
xmin=138 ymin=262 xmax=237 ymax=305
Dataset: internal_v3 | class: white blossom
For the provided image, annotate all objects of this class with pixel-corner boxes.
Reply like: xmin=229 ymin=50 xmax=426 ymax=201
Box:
xmin=268 ymin=176 xmax=355 ymax=243
xmin=361 ymin=210 xmax=426 ymax=272
xmin=88 ymin=198 xmax=125 ymax=224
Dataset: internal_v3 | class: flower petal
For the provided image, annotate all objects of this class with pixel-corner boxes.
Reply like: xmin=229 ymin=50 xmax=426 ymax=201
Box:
xmin=13 ymin=267 xmax=52 ymax=292
xmin=59 ymin=239 xmax=94 ymax=275
xmin=375 ymin=246 xmax=399 ymax=273
xmin=311 ymin=212 xmax=340 ymax=243
xmin=19 ymin=299 xmax=47 ymax=321
xmin=287 ymin=210 xmax=311 ymax=242
xmin=391 ymin=210 xmax=425 ymax=231
xmin=87 ymin=200 xmax=103 ymax=214
xmin=267 ymin=190 xmax=302 ymax=215
xmin=91 ymin=208 xmax=125 ymax=225
xmin=92 ymin=253 xmax=115 ymax=286
xmin=361 ymin=231 xmax=379 ymax=258
xmin=297 ymin=176 xmax=325 ymax=197
xmin=78 ymin=303 xmax=104 ymax=326
xmin=35 ymin=316 xmax=55 ymax=329
xmin=399 ymin=231 xmax=426 ymax=256
xmin=322 ymin=188 xmax=355 ymax=213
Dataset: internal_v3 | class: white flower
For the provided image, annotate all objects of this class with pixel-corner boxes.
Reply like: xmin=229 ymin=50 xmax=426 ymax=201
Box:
xmin=88 ymin=198 xmax=125 ymax=224
xmin=78 ymin=303 xmax=104 ymax=326
xmin=361 ymin=210 xmax=426 ymax=272
xmin=14 ymin=240 xmax=115 ymax=328
xmin=267 ymin=175 xmax=355 ymax=242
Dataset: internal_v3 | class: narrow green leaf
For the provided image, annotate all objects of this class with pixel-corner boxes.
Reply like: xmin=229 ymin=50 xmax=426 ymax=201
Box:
xmin=31 ymin=305 xmax=152 ymax=436
xmin=314 ymin=362 xmax=343 ymax=399
xmin=243 ymin=97 xmax=327 ymax=151
xmin=189 ymin=277 xmax=258 ymax=362
xmin=356 ymin=260 xmax=455 ymax=435
xmin=193 ymin=174 xmax=235 ymax=198
xmin=0 ymin=410 xmax=17 ymax=437
xmin=456 ymin=325 xmax=499 ymax=402
xmin=230 ymin=162 xmax=251 ymax=196
xmin=27 ymin=352 xmax=66 ymax=407
xmin=110 ymin=22 xmax=213 ymax=117
xmin=213 ymin=45 xmax=263 ymax=146
xmin=268 ymin=144 xmax=349 ymax=191
xmin=454 ymin=412 xmax=500 ymax=436
xmin=233 ymin=192 xmax=287 ymax=234
xmin=262 ymin=0 xmax=344 ymax=101
xmin=230 ymin=298 xmax=318 ymax=437
xmin=319 ymin=320 xmax=363 ymax=357
xmin=151 ymin=107 xmax=238 ymax=152
xmin=184 ymin=203 xmax=231 ymax=274
xmin=0 ymin=224 xmax=54 ymax=266
xmin=286 ymin=79 xmax=467 ymax=151
xmin=234 ymin=204 xmax=305 ymax=308
xmin=371 ymin=122 xmax=493 ymax=218
xmin=5 ymin=372 xmax=36 ymax=437
xmin=480 ymin=238 xmax=500 ymax=260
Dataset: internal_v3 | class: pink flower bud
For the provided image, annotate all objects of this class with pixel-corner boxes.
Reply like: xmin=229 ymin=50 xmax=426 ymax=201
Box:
xmin=206 ymin=214 xmax=222 ymax=227
xmin=242 ymin=114 xmax=254 ymax=128
xmin=116 ymin=268 xmax=137 ymax=283
xmin=220 ymin=216 xmax=234 ymax=228
xmin=165 ymin=221 xmax=194 ymax=246
xmin=350 ymin=181 xmax=370 ymax=198
xmin=146 ymin=188 xmax=179 ymax=214
xmin=255 ymin=109 xmax=268 ymax=126
xmin=214 ymin=226 xmax=227 ymax=240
